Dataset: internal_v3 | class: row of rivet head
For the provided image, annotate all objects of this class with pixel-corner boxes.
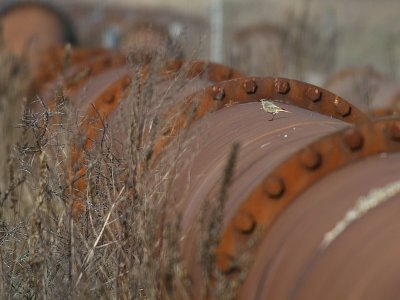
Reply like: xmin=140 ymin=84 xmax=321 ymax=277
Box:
xmin=262 ymin=122 xmax=399 ymax=196
xmin=233 ymin=121 xmax=400 ymax=258
xmin=212 ymin=78 xmax=257 ymax=102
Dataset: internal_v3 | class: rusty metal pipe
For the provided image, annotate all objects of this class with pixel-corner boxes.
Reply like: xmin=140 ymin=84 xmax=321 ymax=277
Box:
xmin=243 ymin=152 xmax=400 ymax=299
xmin=25 ymin=33 xmax=400 ymax=299
xmin=152 ymin=77 xmax=400 ymax=299
xmin=35 ymin=48 xmax=243 ymax=216
xmin=171 ymin=102 xmax=349 ymax=294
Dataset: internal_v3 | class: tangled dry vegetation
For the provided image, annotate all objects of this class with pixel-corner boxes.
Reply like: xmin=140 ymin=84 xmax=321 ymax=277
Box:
xmin=0 ymin=40 xmax=244 ymax=299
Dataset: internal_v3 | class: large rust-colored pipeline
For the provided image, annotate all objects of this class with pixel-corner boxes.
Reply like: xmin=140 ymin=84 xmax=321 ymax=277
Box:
xmin=34 ymin=46 xmax=243 ymax=216
xmin=6 ymin=2 xmax=400 ymax=298
xmin=35 ymin=49 xmax=400 ymax=298
xmin=243 ymin=149 xmax=400 ymax=300
xmin=159 ymin=77 xmax=400 ymax=298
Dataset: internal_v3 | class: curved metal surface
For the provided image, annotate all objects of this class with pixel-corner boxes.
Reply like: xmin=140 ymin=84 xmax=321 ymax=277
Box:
xmin=242 ymin=152 xmax=400 ymax=300
xmin=43 ymin=58 xmax=242 ymax=132
xmin=60 ymin=58 xmax=243 ymax=215
xmin=170 ymin=102 xmax=349 ymax=296
xmin=6 ymin=2 xmax=400 ymax=298
xmin=325 ymin=67 xmax=400 ymax=117
xmin=152 ymin=76 xmax=369 ymax=161
xmin=216 ymin=118 xmax=400 ymax=282
xmin=68 ymin=59 xmax=243 ymax=127
xmin=35 ymin=48 xmax=125 ymax=95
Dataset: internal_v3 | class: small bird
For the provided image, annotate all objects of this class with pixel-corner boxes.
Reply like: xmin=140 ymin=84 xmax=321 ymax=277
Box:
xmin=260 ymin=99 xmax=292 ymax=121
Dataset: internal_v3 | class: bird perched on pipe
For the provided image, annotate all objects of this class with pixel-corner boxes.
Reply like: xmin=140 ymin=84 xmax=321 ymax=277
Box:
xmin=260 ymin=99 xmax=292 ymax=121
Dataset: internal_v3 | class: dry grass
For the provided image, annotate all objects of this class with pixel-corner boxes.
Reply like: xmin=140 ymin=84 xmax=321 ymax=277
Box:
xmin=0 ymin=39 xmax=244 ymax=299
xmin=0 ymin=40 xmax=30 ymax=190
xmin=0 ymin=2 xmax=399 ymax=299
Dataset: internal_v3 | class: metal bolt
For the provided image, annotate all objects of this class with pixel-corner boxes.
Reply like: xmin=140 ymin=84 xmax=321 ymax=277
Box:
xmin=264 ymin=175 xmax=285 ymax=199
xmin=274 ymin=78 xmax=290 ymax=94
xmin=299 ymin=147 xmax=322 ymax=170
xmin=243 ymin=79 xmax=257 ymax=94
xmin=165 ymin=60 xmax=182 ymax=73
xmin=305 ymin=87 xmax=321 ymax=102
xmin=102 ymin=56 xmax=112 ymax=67
xmin=121 ymin=77 xmax=131 ymax=90
xmin=104 ymin=93 xmax=115 ymax=104
xmin=388 ymin=121 xmax=400 ymax=141
xmin=234 ymin=211 xmax=256 ymax=234
xmin=212 ymin=86 xmax=225 ymax=101
xmin=216 ymin=253 xmax=236 ymax=274
xmin=343 ymin=128 xmax=364 ymax=151
xmin=334 ymin=97 xmax=351 ymax=117
xmin=225 ymin=69 xmax=234 ymax=80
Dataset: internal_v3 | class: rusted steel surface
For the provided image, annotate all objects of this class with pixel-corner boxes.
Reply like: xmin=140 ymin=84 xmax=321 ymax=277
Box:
xmin=167 ymin=90 xmax=399 ymax=297
xmin=242 ymin=152 xmax=400 ymax=299
xmin=37 ymin=52 xmax=243 ymax=216
xmin=6 ymin=3 xmax=400 ymax=298
xmin=38 ymin=49 xmax=243 ymax=114
xmin=34 ymin=47 xmax=124 ymax=95
xmin=215 ymin=118 xmax=400 ymax=279
xmin=0 ymin=1 xmax=77 ymax=65
xmin=152 ymin=76 xmax=369 ymax=161
xmin=172 ymin=102 xmax=349 ymax=294
xmin=69 ymin=58 xmax=243 ymax=151
xmin=325 ymin=67 xmax=400 ymax=117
